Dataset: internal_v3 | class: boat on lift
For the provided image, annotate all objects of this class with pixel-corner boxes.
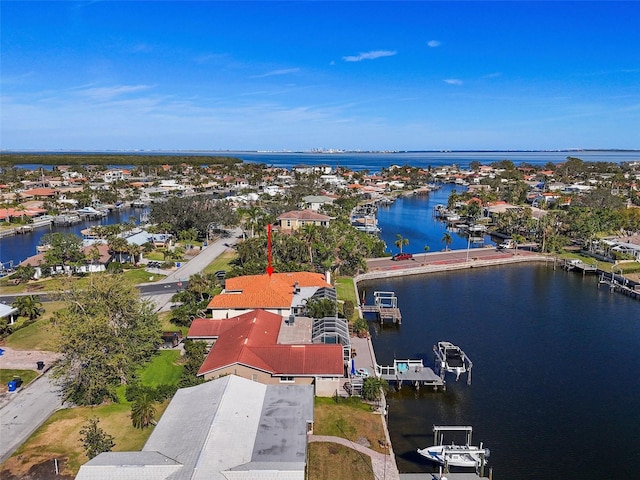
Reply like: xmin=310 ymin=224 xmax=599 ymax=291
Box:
xmin=434 ymin=341 xmax=472 ymax=381
xmin=417 ymin=443 xmax=490 ymax=468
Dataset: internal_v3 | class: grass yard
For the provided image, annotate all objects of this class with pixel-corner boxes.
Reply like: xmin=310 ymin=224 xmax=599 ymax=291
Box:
xmin=0 ymin=369 xmax=39 ymax=389
xmin=202 ymin=249 xmax=236 ymax=275
xmin=307 ymin=442 xmax=374 ymax=480
xmin=1 ymin=348 xmax=181 ymax=477
xmin=335 ymin=277 xmax=358 ymax=305
xmin=0 ymin=400 xmax=169 ymax=477
xmin=313 ymin=397 xmax=387 ymax=455
xmin=138 ymin=350 xmax=183 ymax=386
xmin=4 ymin=301 xmax=66 ymax=351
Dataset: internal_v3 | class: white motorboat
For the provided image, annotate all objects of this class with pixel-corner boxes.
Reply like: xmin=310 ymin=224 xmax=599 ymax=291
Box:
xmin=434 ymin=341 xmax=470 ymax=381
xmin=417 ymin=443 xmax=490 ymax=468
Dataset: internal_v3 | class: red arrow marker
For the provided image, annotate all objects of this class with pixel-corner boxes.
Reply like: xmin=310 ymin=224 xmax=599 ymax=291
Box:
xmin=266 ymin=224 xmax=274 ymax=276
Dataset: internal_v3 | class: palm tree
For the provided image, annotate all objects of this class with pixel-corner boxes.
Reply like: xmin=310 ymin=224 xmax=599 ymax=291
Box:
xmin=512 ymin=234 xmax=526 ymax=254
xmin=187 ymin=273 xmax=211 ymax=302
xmin=441 ymin=232 xmax=453 ymax=251
xmin=301 ymin=223 xmax=320 ymax=265
xmin=130 ymin=392 xmax=157 ymax=429
xmin=108 ymin=237 xmax=130 ymax=263
xmin=12 ymin=295 xmax=43 ymax=321
xmin=394 ymin=234 xmax=409 ymax=254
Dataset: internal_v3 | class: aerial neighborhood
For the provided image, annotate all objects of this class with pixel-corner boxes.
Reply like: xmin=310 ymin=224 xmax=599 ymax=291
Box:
xmin=1 ymin=153 xmax=640 ymax=479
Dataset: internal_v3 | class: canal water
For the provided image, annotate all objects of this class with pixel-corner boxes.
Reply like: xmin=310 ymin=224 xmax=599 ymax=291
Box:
xmin=364 ymin=185 xmax=640 ymax=479
xmin=0 ymin=207 xmax=148 ymax=268
xmin=361 ymin=265 xmax=640 ymax=479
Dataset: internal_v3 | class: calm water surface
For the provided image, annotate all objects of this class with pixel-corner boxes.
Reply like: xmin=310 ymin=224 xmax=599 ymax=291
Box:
xmin=361 ymin=266 xmax=640 ymax=479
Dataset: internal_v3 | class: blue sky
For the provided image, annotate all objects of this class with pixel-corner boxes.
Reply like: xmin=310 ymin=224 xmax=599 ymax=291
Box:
xmin=1 ymin=1 xmax=639 ymax=151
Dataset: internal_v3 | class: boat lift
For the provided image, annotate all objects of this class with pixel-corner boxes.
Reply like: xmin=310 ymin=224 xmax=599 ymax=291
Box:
xmin=431 ymin=426 xmax=490 ymax=477
xmin=434 ymin=341 xmax=473 ymax=385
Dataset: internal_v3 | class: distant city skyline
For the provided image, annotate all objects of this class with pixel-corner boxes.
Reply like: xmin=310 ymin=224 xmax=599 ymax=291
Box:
xmin=2 ymin=1 xmax=639 ymax=151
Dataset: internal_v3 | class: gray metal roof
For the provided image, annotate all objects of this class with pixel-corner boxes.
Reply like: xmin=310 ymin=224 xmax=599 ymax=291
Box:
xmin=75 ymin=452 xmax=182 ymax=480
xmin=76 ymin=375 xmax=313 ymax=480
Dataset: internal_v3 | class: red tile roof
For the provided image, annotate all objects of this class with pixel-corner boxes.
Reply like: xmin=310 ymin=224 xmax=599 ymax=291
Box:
xmin=22 ymin=187 xmax=57 ymax=197
xmin=196 ymin=310 xmax=344 ymax=377
xmin=207 ymin=272 xmax=330 ymax=310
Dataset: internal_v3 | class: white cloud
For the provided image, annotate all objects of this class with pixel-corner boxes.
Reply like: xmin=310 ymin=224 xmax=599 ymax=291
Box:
xmin=251 ymin=68 xmax=301 ymax=78
xmin=342 ymin=50 xmax=397 ymax=62
xmin=427 ymin=40 xmax=441 ymax=48
xmin=444 ymin=79 xmax=463 ymax=85
xmin=78 ymin=84 xmax=153 ymax=101
xmin=483 ymin=72 xmax=502 ymax=79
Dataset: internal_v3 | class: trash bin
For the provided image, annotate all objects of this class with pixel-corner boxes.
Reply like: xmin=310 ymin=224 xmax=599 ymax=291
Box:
xmin=37 ymin=361 xmax=45 ymax=370
xmin=7 ymin=380 xmax=16 ymax=392
xmin=176 ymin=262 xmax=181 ymax=268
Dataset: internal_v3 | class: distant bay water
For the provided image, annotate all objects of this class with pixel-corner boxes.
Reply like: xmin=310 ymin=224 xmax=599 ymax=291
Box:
xmin=7 ymin=149 xmax=640 ymax=173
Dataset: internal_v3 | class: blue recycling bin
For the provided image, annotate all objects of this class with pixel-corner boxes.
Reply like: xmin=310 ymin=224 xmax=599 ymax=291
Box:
xmin=7 ymin=380 xmax=17 ymax=392
xmin=176 ymin=262 xmax=181 ymax=268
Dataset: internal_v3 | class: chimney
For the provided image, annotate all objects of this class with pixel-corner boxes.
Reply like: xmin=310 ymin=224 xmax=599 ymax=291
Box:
xmin=325 ymin=270 xmax=331 ymax=285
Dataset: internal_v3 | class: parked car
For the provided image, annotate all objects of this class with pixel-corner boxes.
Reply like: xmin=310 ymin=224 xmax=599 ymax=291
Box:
xmin=392 ymin=253 xmax=413 ymax=261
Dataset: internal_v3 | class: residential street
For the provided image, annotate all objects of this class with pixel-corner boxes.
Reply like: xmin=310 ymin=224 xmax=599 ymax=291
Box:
xmin=0 ymin=369 xmax=64 ymax=464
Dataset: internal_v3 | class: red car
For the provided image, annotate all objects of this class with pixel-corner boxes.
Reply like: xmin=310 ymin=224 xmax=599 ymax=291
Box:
xmin=392 ymin=253 xmax=413 ymax=261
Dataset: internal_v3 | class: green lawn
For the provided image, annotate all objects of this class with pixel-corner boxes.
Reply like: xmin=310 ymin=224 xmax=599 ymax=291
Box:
xmin=138 ymin=350 xmax=183 ymax=387
xmin=4 ymin=301 xmax=66 ymax=351
xmin=335 ymin=277 xmax=358 ymax=304
xmin=202 ymin=249 xmax=236 ymax=275
xmin=0 ymin=369 xmax=39 ymax=387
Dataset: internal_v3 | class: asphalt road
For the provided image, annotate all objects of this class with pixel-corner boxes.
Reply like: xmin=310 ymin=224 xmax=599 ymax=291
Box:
xmin=0 ymin=369 xmax=64 ymax=464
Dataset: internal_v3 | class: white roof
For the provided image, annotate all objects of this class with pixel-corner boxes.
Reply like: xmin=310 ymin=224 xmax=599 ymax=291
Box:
xmin=0 ymin=303 xmax=18 ymax=319
xmin=76 ymin=375 xmax=313 ymax=480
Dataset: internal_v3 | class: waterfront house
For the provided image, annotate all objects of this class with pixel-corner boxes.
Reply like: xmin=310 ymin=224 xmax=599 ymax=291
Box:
xmin=206 ymin=271 xmax=333 ymax=319
xmin=76 ymin=375 xmax=314 ymax=480
xmin=189 ymin=309 xmax=345 ymax=396
xmin=276 ymin=209 xmax=333 ymax=233
xmin=19 ymin=243 xmax=112 ymax=279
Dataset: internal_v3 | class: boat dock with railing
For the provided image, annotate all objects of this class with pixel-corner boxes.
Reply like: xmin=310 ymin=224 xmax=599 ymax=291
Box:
xmin=377 ymin=359 xmax=444 ymax=390
xmin=563 ymin=258 xmax=597 ymax=274
xmin=361 ymin=291 xmax=402 ymax=324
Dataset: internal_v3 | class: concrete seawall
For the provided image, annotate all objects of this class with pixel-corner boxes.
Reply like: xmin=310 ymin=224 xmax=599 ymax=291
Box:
xmin=356 ymin=254 xmax=550 ymax=282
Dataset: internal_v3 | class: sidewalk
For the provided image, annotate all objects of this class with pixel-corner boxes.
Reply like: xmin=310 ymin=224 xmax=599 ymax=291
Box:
xmin=309 ymin=434 xmax=400 ymax=480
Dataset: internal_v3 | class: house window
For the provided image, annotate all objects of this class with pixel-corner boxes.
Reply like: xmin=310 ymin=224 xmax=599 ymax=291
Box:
xmin=251 ymin=374 xmax=258 ymax=382
xmin=286 ymin=220 xmax=291 ymax=227
xmin=279 ymin=376 xmax=295 ymax=383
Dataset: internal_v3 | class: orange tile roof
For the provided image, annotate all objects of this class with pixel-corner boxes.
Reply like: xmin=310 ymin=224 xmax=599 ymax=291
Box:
xmin=196 ymin=310 xmax=344 ymax=377
xmin=207 ymin=272 xmax=330 ymax=310
xmin=22 ymin=187 xmax=57 ymax=197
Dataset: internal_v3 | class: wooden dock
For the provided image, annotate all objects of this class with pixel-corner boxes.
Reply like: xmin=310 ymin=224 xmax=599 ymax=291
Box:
xmin=598 ymin=272 xmax=640 ymax=300
xmin=361 ymin=291 xmax=402 ymax=324
xmin=563 ymin=259 xmax=597 ymax=274
xmin=377 ymin=359 xmax=444 ymax=390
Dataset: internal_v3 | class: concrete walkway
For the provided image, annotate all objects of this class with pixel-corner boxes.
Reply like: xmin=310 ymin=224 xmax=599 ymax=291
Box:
xmin=309 ymin=434 xmax=400 ymax=480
